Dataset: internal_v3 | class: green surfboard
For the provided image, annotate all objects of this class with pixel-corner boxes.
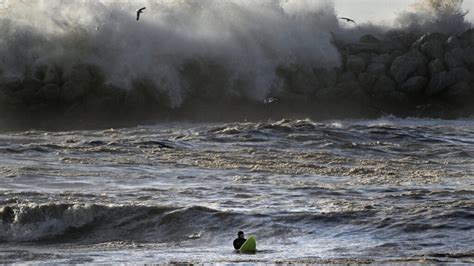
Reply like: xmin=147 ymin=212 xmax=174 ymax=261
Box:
xmin=239 ymin=235 xmax=256 ymax=253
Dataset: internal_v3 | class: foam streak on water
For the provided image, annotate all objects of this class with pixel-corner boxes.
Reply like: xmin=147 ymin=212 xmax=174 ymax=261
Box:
xmin=0 ymin=117 xmax=473 ymax=263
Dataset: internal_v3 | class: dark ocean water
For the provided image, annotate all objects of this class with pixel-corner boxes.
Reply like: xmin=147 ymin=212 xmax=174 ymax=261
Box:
xmin=0 ymin=1 xmax=473 ymax=263
xmin=0 ymin=117 xmax=473 ymax=263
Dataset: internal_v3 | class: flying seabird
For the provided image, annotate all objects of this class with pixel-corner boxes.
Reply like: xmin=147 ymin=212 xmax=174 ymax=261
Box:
xmin=338 ymin=17 xmax=357 ymax=25
xmin=264 ymin=97 xmax=279 ymax=105
xmin=96 ymin=22 xmax=106 ymax=31
xmin=136 ymin=7 xmax=146 ymax=21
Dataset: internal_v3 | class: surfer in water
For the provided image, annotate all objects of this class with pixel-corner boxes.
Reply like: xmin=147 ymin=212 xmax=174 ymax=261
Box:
xmin=233 ymin=231 xmax=246 ymax=250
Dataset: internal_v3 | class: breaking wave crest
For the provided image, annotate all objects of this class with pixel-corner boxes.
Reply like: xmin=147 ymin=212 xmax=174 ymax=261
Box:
xmin=1 ymin=203 xmax=234 ymax=242
xmin=1 ymin=200 xmax=472 ymax=247
xmin=0 ymin=0 xmax=473 ymax=129
xmin=0 ymin=0 xmax=339 ymax=105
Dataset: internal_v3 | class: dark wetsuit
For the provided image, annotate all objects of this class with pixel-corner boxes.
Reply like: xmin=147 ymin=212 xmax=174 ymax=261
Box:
xmin=233 ymin=237 xmax=246 ymax=250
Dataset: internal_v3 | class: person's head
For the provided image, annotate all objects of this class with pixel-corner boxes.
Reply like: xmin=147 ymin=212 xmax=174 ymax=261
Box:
xmin=238 ymin=231 xmax=244 ymax=239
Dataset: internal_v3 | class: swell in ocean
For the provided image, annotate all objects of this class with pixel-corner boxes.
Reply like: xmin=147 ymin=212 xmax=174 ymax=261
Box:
xmin=1 ymin=198 xmax=472 ymax=261
xmin=0 ymin=1 xmax=473 ymax=130
xmin=1 ymin=204 xmax=234 ymax=243
xmin=0 ymin=117 xmax=473 ymax=263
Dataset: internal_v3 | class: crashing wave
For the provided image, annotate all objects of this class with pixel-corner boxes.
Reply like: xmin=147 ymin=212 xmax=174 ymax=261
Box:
xmin=0 ymin=203 xmax=223 ymax=242
xmin=0 ymin=0 xmax=473 ymax=129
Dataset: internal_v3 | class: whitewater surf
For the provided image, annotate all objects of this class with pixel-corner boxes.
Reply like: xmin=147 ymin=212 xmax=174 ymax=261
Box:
xmin=0 ymin=0 xmax=473 ymax=264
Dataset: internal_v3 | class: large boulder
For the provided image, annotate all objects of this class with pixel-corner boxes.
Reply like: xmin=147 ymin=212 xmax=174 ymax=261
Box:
xmin=358 ymin=73 xmax=378 ymax=93
xmin=413 ymin=32 xmax=448 ymax=59
xmin=346 ymin=43 xmax=381 ymax=54
xmin=371 ymin=54 xmax=393 ymax=66
xmin=421 ymin=39 xmax=445 ymax=60
xmin=443 ymin=81 xmax=473 ymax=103
xmin=356 ymin=52 xmax=372 ymax=65
xmin=426 ymin=67 xmax=471 ymax=96
xmin=446 ymin=36 xmax=461 ymax=50
xmin=389 ymin=50 xmax=427 ymax=84
xmin=313 ymin=67 xmax=337 ymax=88
xmin=445 ymin=48 xmax=465 ymax=69
xmin=463 ymin=46 xmax=474 ymax=66
xmin=359 ymin=73 xmax=378 ymax=94
xmin=373 ymin=75 xmax=406 ymax=102
xmin=346 ymin=55 xmax=366 ymax=74
xmin=360 ymin=34 xmax=381 ymax=44
xmin=385 ymin=30 xmax=419 ymax=52
xmin=448 ymin=67 xmax=473 ymax=83
xmin=428 ymin=59 xmax=446 ymax=77
xmin=459 ymin=29 xmax=474 ymax=46
xmin=379 ymin=41 xmax=403 ymax=54
xmin=372 ymin=75 xmax=397 ymax=99
xmin=427 ymin=72 xmax=451 ymax=96
xmin=338 ymin=71 xmax=357 ymax=83
xmin=399 ymin=76 xmax=428 ymax=96
xmin=391 ymin=50 xmax=404 ymax=59
xmin=337 ymin=80 xmax=362 ymax=98
xmin=367 ymin=63 xmax=387 ymax=76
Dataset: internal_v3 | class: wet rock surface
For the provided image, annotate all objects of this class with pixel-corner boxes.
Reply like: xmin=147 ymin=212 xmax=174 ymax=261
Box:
xmin=1 ymin=29 xmax=474 ymax=129
xmin=326 ymin=29 xmax=474 ymax=118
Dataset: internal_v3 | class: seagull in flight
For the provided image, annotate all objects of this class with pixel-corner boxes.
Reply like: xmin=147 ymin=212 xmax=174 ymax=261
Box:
xmin=136 ymin=7 xmax=146 ymax=21
xmin=264 ymin=97 xmax=279 ymax=105
xmin=338 ymin=17 xmax=357 ymax=25
xmin=95 ymin=22 xmax=106 ymax=31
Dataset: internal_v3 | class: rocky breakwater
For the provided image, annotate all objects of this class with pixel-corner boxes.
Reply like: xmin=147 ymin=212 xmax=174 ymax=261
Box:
xmin=1 ymin=29 xmax=474 ymax=128
xmin=310 ymin=29 xmax=474 ymax=118
xmin=0 ymin=63 xmax=170 ymax=128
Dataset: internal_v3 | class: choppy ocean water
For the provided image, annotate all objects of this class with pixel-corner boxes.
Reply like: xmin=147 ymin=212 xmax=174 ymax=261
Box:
xmin=0 ymin=117 xmax=473 ymax=264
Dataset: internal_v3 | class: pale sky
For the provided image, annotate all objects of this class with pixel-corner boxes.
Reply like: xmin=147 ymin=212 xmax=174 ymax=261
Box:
xmin=1 ymin=0 xmax=473 ymax=24
xmin=334 ymin=0 xmax=474 ymax=24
